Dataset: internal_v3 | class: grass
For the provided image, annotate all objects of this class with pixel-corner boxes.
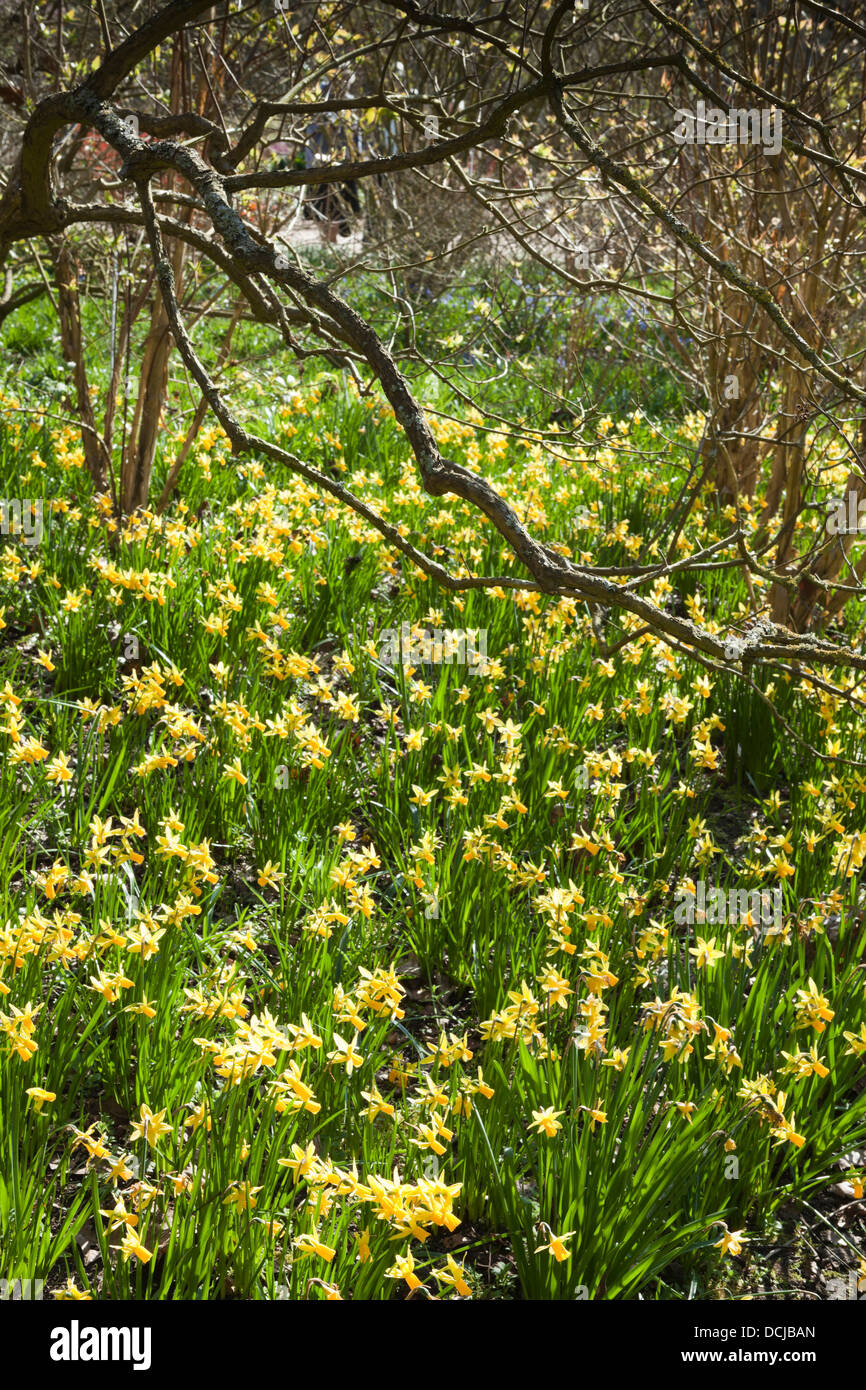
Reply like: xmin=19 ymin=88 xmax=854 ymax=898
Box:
xmin=0 ymin=285 xmax=864 ymax=1301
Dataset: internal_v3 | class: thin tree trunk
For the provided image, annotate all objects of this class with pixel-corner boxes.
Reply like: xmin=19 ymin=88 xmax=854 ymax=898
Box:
xmin=52 ymin=241 xmax=108 ymax=492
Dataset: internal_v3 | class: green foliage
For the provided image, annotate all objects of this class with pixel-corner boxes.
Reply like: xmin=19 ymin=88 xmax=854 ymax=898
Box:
xmin=0 ymin=292 xmax=863 ymax=1303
